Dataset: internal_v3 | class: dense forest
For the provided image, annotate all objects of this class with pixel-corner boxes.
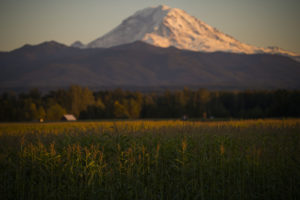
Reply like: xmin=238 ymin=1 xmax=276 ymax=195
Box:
xmin=0 ymin=86 xmax=300 ymax=121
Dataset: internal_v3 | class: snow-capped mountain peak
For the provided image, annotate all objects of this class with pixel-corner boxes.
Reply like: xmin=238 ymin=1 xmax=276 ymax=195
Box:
xmin=86 ymin=5 xmax=170 ymax=48
xmin=71 ymin=41 xmax=85 ymax=48
xmin=85 ymin=5 xmax=299 ymax=59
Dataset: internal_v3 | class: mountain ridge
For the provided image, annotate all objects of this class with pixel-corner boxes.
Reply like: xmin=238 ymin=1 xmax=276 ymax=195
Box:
xmin=1 ymin=40 xmax=300 ymax=91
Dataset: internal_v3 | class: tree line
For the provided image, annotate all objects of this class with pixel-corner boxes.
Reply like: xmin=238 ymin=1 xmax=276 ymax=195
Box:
xmin=0 ymin=85 xmax=300 ymax=121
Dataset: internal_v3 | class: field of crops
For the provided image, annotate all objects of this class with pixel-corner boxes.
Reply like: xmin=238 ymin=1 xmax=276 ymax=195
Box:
xmin=0 ymin=119 xmax=300 ymax=199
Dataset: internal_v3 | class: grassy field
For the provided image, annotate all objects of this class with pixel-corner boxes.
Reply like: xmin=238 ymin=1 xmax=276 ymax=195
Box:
xmin=0 ymin=119 xmax=300 ymax=199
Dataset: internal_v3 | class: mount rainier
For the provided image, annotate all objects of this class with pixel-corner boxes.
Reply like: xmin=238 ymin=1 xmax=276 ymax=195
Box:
xmin=1 ymin=5 xmax=300 ymax=91
xmin=74 ymin=5 xmax=299 ymax=59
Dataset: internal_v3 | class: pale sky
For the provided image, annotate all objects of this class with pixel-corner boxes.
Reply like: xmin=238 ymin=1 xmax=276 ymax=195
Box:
xmin=0 ymin=0 xmax=299 ymax=53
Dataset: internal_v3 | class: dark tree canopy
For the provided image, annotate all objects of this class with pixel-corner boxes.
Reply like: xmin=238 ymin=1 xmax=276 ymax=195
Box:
xmin=1 ymin=86 xmax=300 ymax=121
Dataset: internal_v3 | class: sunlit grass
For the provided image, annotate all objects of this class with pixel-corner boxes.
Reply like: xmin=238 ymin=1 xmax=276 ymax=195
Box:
xmin=0 ymin=119 xmax=299 ymax=199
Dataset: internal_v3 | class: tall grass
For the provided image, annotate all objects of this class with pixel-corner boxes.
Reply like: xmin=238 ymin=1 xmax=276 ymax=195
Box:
xmin=0 ymin=119 xmax=300 ymax=199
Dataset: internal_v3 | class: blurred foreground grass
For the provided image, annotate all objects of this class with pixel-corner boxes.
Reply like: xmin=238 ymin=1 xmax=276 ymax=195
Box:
xmin=0 ymin=119 xmax=300 ymax=199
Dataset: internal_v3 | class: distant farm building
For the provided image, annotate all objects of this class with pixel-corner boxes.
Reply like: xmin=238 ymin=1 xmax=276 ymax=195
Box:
xmin=61 ymin=114 xmax=77 ymax=121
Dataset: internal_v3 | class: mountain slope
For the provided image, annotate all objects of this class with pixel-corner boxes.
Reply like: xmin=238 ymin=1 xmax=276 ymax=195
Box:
xmin=1 ymin=41 xmax=300 ymax=91
xmin=86 ymin=5 xmax=299 ymax=59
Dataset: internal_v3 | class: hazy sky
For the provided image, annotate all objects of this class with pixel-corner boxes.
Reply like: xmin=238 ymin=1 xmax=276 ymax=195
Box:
xmin=0 ymin=0 xmax=299 ymax=53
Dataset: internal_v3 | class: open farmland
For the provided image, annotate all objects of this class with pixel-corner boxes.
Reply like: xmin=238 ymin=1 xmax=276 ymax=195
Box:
xmin=0 ymin=119 xmax=300 ymax=199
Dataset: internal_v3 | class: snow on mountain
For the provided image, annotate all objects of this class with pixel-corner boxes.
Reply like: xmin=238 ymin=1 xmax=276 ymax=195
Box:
xmin=71 ymin=41 xmax=85 ymax=48
xmin=85 ymin=5 xmax=299 ymax=58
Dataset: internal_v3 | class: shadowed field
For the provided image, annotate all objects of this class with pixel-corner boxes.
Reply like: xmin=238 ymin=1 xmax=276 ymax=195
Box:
xmin=0 ymin=119 xmax=299 ymax=199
